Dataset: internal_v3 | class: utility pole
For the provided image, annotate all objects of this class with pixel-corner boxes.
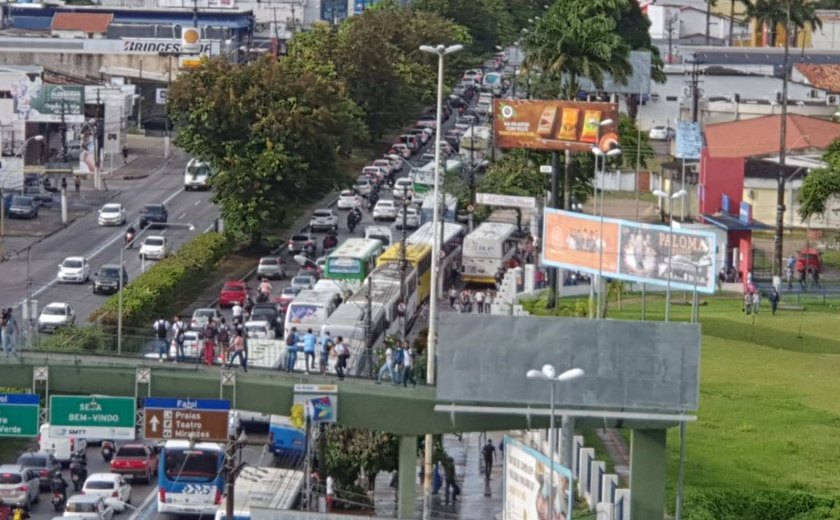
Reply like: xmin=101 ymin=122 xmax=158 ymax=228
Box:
xmin=60 ymin=99 xmax=67 ymax=160
xmin=94 ymin=89 xmax=102 ymax=190
xmin=687 ymin=61 xmax=703 ymax=123
xmin=774 ymin=1 xmax=791 ymax=281
xmin=224 ymin=439 xmax=236 ymax=520
xmin=26 ymin=246 xmax=32 ymax=350
xmin=192 ymin=0 xmax=198 ymax=28
xmin=399 ymin=185 xmax=409 ymax=341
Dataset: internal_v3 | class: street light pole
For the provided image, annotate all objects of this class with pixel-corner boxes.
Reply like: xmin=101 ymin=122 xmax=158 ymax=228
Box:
xmin=653 ymin=189 xmax=687 ymax=321
xmin=526 ymin=365 xmax=585 ymax=520
xmin=419 ymin=42 xmax=463 ymax=520
xmin=592 ymin=142 xmax=621 ymax=320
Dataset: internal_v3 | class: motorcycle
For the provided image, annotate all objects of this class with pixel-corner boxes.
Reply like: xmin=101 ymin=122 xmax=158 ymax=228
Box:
xmin=50 ymin=478 xmax=67 ymax=512
xmin=101 ymin=440 xmax=115 ymax=463
xmin=69 ymin=455 xmax=87 ymax=491
xmin=125 ymin=231 xmax=135 ymax=248
xmin=347 ymin=211 xmax=359 ymax=234
xmin=51 ymin=491 xmax=65 ymax=512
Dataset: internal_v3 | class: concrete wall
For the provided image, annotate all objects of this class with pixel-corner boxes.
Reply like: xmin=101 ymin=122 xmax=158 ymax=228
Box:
xmin=699 ymin=149 xmax=744 ymax=215
xmin=0 ymin=50 xmax=173 ymax=80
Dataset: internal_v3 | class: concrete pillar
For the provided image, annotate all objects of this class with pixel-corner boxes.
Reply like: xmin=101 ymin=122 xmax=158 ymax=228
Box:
xmin=398 ymin=435 xmax=417 ymax=519
xmin=589 ymin=461 xmax=606 ymax=509
xmin=577 ymin=447 xmax=595 ymax=499
xmin=560 ymin=416 xmax=575 ymax=470
xmin=629 ymin=429 xmax=667 ymax=520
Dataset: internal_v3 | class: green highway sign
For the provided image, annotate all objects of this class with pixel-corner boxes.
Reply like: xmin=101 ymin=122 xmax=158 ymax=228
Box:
xmin=0 ymin=394 xmax=40 ymax=437
xmin=49 ymin=396 xmax=136 ymax=440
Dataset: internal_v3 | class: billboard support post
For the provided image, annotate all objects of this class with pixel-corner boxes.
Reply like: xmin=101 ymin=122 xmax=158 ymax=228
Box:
xmin=548 ymin=151 xmax=561 ymax=309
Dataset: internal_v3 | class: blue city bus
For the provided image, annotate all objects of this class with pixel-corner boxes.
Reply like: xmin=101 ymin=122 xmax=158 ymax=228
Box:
xmin=157 ymin=440 xmax=225 ymax=516
xmin=268 ymin=415 xmax=306 ymax=467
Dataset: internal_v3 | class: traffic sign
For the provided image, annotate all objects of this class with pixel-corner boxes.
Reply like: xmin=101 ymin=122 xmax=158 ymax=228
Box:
xmin=49 ymin=396 xmax=136 ymax=440
xmin=0 ymin=394 xmax=40 ymax=437
xmin=144 ymin=398 xmax=230 ymax=442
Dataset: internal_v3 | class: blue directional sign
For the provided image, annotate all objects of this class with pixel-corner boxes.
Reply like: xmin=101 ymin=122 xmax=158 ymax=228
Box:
xmin=143 ymin=398 xmax=231 ymax=442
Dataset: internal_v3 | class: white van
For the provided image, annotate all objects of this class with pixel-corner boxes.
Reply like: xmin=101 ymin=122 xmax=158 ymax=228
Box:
xmin=283 ymin=290 xmax=340 ymax=338
xmin=39 ymin=423 xmax=88 ymax=466
xmin=365 ymin=225 xmax=393 ymax=247
xmin=184 ymin=158 xmax=213 ymax=191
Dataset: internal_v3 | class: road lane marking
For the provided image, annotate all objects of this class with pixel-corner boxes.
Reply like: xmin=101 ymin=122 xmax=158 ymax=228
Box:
xmin=194 ymin=200 xmax=201 ymax=206
xmin=178 ymin=212 xmax=186 ymax=220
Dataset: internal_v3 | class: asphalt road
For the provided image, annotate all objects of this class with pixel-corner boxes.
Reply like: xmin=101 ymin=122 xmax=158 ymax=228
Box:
xmin=0 ymin=149 xmax=222 ymax=337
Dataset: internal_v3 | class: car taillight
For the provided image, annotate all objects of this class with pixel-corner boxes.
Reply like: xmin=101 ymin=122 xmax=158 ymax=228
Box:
xmin=20 ymin=485 xmax=28 ymax=492
xmin=40 ymin=470 xmax=49 ymax=477
xmin=112 ymin=491 xmax=119 ymax=498
xmin=159 ymin=488 xmax=166 ymax=503
xmin=215 ymin=490 xmax=222 ymax=505
xmin=70 ymin=437 xmax=75 ymax=452
xmin=269 ymin=432 xmax=274 ymax=445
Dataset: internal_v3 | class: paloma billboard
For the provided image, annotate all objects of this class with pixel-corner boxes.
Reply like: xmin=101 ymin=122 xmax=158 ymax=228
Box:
xmin=494 ymin=100 xmax=619 ymax=152
xmin=542 ymin=209 xmax=717 ymax=294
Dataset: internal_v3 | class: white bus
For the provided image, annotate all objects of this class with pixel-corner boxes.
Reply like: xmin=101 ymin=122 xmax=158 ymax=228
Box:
xmin=283 ymin=290 xmax=341 ymax=338
xmin=411 ymin=159 xmax=463 ymax=195
xmin=409 ymin=221 xmax=466 ymax=295
xmin=461 ymin=222 xmax=518 ymax=284
xmin=213 ymin=465 xmax=304 ymax=520
xmin=419 ymin=192 xmax=458 ymax=225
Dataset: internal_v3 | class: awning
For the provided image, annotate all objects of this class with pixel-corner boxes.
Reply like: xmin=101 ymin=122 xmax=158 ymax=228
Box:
xmin=99 ymin=66 xmax=168 ymax=83
xmin=702 ymin=212 xmax=772 ymax=231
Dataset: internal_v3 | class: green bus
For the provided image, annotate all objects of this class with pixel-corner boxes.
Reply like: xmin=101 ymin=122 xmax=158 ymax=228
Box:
xmin=324 ymin=238 xmax=385 ymax=282
xmin=411 ymin=159 xmax=464 ymax=195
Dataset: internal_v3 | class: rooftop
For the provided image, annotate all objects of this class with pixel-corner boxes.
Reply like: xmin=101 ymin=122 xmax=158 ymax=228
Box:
xmin=794 ymin=63 xmax=840 ymax=93
xmin=704 ymin=114 xmax=840 ymax=158
xmin=51 ymin=12 xmax=113 ymax=33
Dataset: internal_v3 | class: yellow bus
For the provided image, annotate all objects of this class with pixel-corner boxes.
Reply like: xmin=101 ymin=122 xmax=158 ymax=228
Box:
xmin=376 ymin=243 xmax=433 ymax=302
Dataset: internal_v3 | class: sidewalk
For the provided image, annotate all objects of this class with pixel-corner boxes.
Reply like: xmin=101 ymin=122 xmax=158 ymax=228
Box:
xmin=371 ymin=432 xmax=504 ymax=519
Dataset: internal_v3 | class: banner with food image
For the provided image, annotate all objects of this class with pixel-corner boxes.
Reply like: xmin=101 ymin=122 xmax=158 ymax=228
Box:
xmin=494 ymin=100 xmax=619 ymax=152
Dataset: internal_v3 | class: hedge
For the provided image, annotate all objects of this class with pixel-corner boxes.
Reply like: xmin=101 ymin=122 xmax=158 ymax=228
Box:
xmin=683 ymin=488 xmax=840 ymax=520
xmin=90 ymin=231 xmax=231 ymax=328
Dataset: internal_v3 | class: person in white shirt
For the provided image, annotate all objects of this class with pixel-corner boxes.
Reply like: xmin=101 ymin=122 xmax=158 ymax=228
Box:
xmin=474 ymin=290 xmax=485 ymax=314
xmin=231 ymin=302 xmax=244 ymax=323
xmin=326 ymin=475 xmax=335 ymax=511
xmin=334 ymin=337 xmax=348 ymax=381
xmin=171 ymin=315 xmax=186 ymax=362
xmin=402 ymin=341 xmax=416 ymax=387
xmin=152 ymin=317 xmax=170 ymax=361
xmin=376 ymin=345 xmax=396 ymax=384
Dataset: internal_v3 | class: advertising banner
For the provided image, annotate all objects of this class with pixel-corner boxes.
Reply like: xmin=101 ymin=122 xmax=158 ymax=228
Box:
xmin=504 ymin=437 xmax=573 ymax=520
xmin=675 ymin=120 xmax=703 ymax=160
xmin=293 ymin=384 xmax=338 ymax=423
xmin=494 ymin=100 xmax=619 ymax=152
xmin=13 ymin=79 xmax=85 ymax=123
xmin=542 ymin=209 xmax=717 ymax=293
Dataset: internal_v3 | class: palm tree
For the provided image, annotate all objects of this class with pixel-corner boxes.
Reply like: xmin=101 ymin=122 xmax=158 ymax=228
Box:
xmin=706 ymin=0 xmax=718 ymax=45
xmin=728 ymin=0 xmax=749 ymax=45
xmin=744 ymin=0 xmax=822 ymax=47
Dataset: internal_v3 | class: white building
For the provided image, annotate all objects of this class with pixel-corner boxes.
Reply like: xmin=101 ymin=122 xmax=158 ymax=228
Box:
xmin=647 ymin=4 xmax=748 ymax=44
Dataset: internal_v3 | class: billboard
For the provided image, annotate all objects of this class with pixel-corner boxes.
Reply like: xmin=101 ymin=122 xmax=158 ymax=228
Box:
xmin=12 ymin=79 xmax=85 ymax=123
xmin=675 ymin=120 xmax=704 ymax=160
xmin=504 ymin=437 xmax=574 ymax=520
xmin=542 ymin=209 xmax=717 ymax=294
xmin=494 ymin=100 xmax=619 ymax=152
xmin=574 ymin=50 xmax=653 ymax=95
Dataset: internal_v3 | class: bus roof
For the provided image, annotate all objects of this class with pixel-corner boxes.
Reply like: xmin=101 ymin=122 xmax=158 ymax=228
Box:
xmin=408 ymin=222 xmax=465 ymax=246
xmin=419 ymin=192 xmax=458 ymax=208
xmin=467 ymin=222 xmax=517 ymax=240
xmin=286 ymin=290 xmax=338 ymax=306
xmin=377 ymin=243 xmax=432 ymax=264
xmin=231 ymin=465 xmax=304 ymax=511
xmin=328 ymin=238 xmax=383 ymax=258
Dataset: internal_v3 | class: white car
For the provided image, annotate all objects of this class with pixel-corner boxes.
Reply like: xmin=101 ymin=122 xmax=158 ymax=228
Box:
xmin=139 ymin=236 xmax=169 ymax=260
xmin=81 ymin=473 xmax=132 ymax=513
xmin=384 ymin=154 xmax=405 ymax=173
xmin=63 ymin=494 xmax=115 ymax=520
xmin=361 ymin=166 xmax=385 ymax=183
xmin=649 ymin=126 xmax=675 ymax=140
xmin=244 ymin=320 xmax=272 ymax=339
xmin=191 ymin=308 xmax=221 ymax=331
xmin=97 ymin=203 xmax=126 ymax=226
xmin=393 ymin=178 xmax=414 ymax=199
xmin=353 ymin=178 xmax=373 ymax=197
xmin=337 ymin=190 xmax=357 ymax=210
xmin=38 ymin=302 xmax=75 ymax=333
xmin=290 ymin=275 xmax=316 ymax=291
xmin=372 ymin=159 xmax=396 ymax=175
xmin=309 ymin=208 xmax=339 ymax=232
xmin=57 ymin=256 xmax=91 ymax=283
xmin=390 ymin=143 xmax=412 ymax=159
xmin=373 ymin=200 xmax=397 ymax=221
xmin=396 ymin=207 xmax=420 ymax=229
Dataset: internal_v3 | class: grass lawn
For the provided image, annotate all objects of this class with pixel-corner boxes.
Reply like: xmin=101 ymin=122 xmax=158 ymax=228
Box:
xmin=601 ymin=294 xmax=840 ymax=495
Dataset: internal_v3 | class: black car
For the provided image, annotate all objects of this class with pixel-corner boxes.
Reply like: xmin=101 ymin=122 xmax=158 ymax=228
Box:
xmin=8 ymin=196 xmax=38 ymax=219
xmin=250 ymin=303 xmax=283 ymax=337
xmin=92 ymin=264 xmax=129 ymax=295
xmin=22 ymin=185 xmax=54 ymax=207
xmin=139 ymin=203 xmax=168 ymax=228
xmin=16 ymin=452 xmax=61 ymax=491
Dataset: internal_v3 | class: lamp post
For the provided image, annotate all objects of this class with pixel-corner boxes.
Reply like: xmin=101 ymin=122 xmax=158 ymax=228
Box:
xmin=117 ymin=222 xmax=195 ymax=355
xmin=689 ymin=258 xmax=712 ymax=324
xmin=653 ymin=189 xmax=688 ymax=321
xmin=591 ymin=142 xmax=621 ymax=320
xmin=1 ymin=135 xmax=44 ymax=260
xmin=418 ymin=42 xmax=462 ymax=520
xmin=526 ymin=365 xmax=585 ymax=520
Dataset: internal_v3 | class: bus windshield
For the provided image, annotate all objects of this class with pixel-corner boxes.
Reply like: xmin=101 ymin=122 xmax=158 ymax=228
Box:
xmin=164 ymin=450 xmax=219 ymax=482
xmin=327 ymin=258 xmax=361 ymax=274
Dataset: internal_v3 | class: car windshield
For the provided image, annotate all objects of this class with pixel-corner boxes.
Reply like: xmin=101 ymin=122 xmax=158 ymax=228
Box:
xmin=66 ymin=501 xmax=99 ymax=513
xmin=246 ymin=323 xmax=267 ymax=331
xmin=195 ymin=310 xmax=215 ymax=318
xmin=43 ymin=306 xmax=66 ymax=316
xmin=100 ymin=267 xmax=120 ymax=277
xmin=377 ymin=201 xmax=394 ymax=207
xmin=85 ymin=480 xmax=115 ymax=490
xmin=260 ymin=258 xmax=278 ymax=266
xmin=314 ymin=210 xmax=331 ymax=217
xmin=396 ymin=179 xmax=411 ymax=186
xmin=291 ymin=234 xmax=309 ymax=242
xmin=116 ymin=447 xmax=147 ymax=458
xmin=356 ymin=180 xmax=370 ymax=186
xmin=63 ymin=259 xmax=83 ymax=268
xmin=340 ymin=190 xmax=354 ymax=197
xmin=145 ymin=238 xmax=164 ymax=246
xmin=0 ymin=473 xmax=23 ymax=484
xmin=17 ymin=455 xmax=47 ymax=467
xmin=102 ymin=205 xmax=121 ymax=213
xmin=11 ymin=196 xmax=32 ymax=205
xmin=144 ymin=205 xmax=163 ymax=214
xmin=223 ymin=283 xmax=245 ymax=292
xmin=282 ymin=287 xmax=299 ymax=296
xmin=292 ymin=277 xmax=310 ymax=285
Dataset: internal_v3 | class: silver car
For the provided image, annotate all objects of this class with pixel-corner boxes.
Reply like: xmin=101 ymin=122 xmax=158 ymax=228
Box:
xmin=309 ymin=209 xmax=338 ymax=232
xmin=257 ymin=257 xmax=287 ymax=280
xmin=0 ymin=464 xmax=40 ymax=509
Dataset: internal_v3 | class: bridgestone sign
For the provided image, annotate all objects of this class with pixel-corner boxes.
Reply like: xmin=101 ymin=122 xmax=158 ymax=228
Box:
xmin=122 ymin=40 xmax=212 ymax=54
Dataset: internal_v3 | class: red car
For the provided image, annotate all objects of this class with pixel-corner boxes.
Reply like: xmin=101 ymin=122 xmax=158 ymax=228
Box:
xmin=220 ymin=280 xmax=249 ymax=307
xmin=110 ymin=444 xmax=158 ymax=483
xmin=275 ymin=286 xmax=301 ymax=313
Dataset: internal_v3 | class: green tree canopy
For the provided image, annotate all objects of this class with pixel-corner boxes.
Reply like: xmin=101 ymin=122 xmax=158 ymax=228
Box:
xmin=798 ymin=140 xmax=840 ymax=220
xmin=745 ymin=0 xmax=822 ymax=47
xmin=413 ymin=0 xmax=514 ymax=55
xmin=167 ymin=56 xmax=366 ymax=241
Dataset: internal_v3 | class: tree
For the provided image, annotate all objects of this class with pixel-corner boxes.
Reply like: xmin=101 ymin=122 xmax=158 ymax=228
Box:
xmin=167 ymin=57 xmax=366 ymax=242
xmin=323 ymin=425 xmax=399 ymax=497
xmin=413 ymin=0 xmax=514 ymax=55
xmin=745 ymin=0 xmax=822 ymax=47
xmin=479 ymin=149 xmax=551 ymax=198
xmin=798 ymin=140 xmax=840 ymax=219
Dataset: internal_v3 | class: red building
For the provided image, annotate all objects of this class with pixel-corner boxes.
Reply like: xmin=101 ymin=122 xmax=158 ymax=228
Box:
xmin=699 ymin=114 xmax=840 ymax=280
